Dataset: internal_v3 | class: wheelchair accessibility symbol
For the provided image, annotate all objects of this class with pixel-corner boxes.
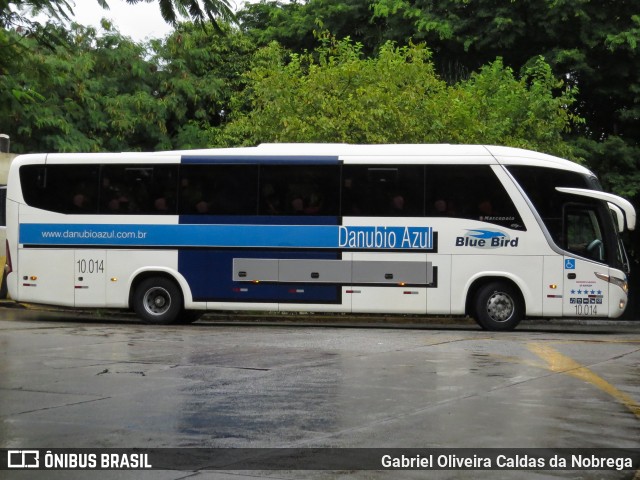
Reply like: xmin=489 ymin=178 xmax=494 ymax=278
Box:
xmin=565 ymin=259 xmax=576 ymax=270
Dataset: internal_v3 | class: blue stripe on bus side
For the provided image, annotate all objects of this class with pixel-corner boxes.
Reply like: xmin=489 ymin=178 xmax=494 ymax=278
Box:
xmin=20 ymin=223 xmax=337 ymax=248
xmin=20 ymin=223 xmax=434 ymax=250
xmin=179 ymin=249 xmax=341 ymax=303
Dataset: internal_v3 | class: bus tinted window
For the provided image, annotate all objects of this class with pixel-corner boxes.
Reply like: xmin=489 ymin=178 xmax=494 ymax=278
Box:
xmin=507 ymin=166 xmax=591 ymax=241
xmin=20 ymin=164 xmax=100 ymax=214
xmin=179 ymin=164 xmax=258 ymax=215
xmin=101 ymin=165 xmax=178 ymax=215
xmin=565 ymin=205 xmax=607 ymax=263
xmin=260 ymin=165 xmax=339 ymax=216
xmin=342 ymin=165 xmax=424 ymax=216
xmin=425 ymin=165 xmax=525 ymax=230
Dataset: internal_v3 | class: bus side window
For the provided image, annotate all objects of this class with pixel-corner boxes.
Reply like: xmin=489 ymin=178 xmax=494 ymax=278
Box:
xmin=20 ymin=164 xmax=99 ymax=214
xmin=19 ymin=165 xmax=45 ymax=209
xmin=425 ymin=165 xmax=525 ymax=230
xmin=179 ymin=164 xmax=259 ymax=216
xmin=101 ymin=165 xmax=178 ymax=215
xmin=341 ymin=165 xmax=424 ymax=217
xmin=259 ymin=165 xmax=339 ymax=216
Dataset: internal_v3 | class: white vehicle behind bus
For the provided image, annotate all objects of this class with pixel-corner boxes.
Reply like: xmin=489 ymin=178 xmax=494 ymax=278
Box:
xmin=4 ymin=144 xmax=635 ymax=330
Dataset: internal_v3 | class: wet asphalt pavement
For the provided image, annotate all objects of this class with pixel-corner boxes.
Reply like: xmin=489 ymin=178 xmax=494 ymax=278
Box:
xmin=1 ymin=307 xmax=639 ymax=479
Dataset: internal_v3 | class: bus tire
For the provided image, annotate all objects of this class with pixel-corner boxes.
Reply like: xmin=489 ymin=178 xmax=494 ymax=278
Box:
xmin=133 ymin=277 xmax=183 ymax=325
xmin=179 ymin=310 xmax=204 ymax=324
xmin=473 ymin=281 xmax=523 ymax=331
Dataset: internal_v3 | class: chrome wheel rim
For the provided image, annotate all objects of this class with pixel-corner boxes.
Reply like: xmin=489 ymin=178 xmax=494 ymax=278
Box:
xmin=486 ymin=291 xmax=515 ymax=323
xmin=143 ymin=287 xmax=171 ymax=316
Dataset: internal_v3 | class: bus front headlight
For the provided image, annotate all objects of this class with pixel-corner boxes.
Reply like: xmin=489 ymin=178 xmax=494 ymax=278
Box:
xmin=595 ymin=272 xmax=629 ymax=294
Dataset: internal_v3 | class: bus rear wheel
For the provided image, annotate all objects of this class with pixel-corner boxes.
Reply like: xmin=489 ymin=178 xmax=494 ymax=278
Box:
xmin=473 ymin=281 xmax=523 ymax=331
xmin=133 ymin=277 xmax=183 ymax=325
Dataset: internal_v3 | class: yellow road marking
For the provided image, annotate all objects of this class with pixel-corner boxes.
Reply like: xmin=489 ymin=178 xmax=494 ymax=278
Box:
xmin=527 ymin=342 xmax=640 ymax=420
xmin=528 ymin=342 xmax=640 ymax=478
xmin=536 ymin=339 xmax=640 ymax=345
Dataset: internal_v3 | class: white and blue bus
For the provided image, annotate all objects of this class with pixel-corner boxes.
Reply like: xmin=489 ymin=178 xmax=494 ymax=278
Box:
xmin=4 ymin=144 xmax=636 ymax=330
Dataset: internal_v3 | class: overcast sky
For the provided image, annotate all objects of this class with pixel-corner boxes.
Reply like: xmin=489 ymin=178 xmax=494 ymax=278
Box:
xmin=36 ymin=1 xmax=251 ymax=42
xmin=70 ymin=0 xmax=250 ymax=42
xmin=69 ymin=0 xmax=174 ymax=42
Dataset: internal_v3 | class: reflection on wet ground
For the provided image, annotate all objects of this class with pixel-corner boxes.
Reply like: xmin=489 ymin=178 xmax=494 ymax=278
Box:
xmin=1 ymin=309 xmax=639 ymax=479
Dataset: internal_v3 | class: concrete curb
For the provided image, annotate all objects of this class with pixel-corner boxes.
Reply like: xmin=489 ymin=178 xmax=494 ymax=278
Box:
xmin=1 ymin=299 xmax=637 ymax=326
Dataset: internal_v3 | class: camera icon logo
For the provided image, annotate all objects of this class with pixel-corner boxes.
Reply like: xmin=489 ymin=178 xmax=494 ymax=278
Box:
xmin=7 ymin=450 xmax=40 ymax=468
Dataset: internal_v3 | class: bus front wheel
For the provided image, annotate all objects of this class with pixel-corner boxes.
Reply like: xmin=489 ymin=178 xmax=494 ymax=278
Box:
xmin=133 ymin=277 xmax=183 ymax=325
xmin=473 ymin=281 xmax=523 ymax=331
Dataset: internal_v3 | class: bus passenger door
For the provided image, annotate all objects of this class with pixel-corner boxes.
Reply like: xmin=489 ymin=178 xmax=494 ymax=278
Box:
xmin=74 ymin=250 xmax=106 ymax=307
xmin=561 ymin=205 xmax=610 ymax=318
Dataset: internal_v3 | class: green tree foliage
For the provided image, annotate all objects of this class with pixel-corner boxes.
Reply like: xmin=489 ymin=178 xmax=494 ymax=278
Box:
xmin=0 ymin=21 xmax=253 ymax=152
xmin=237 ymin=0 xmax=640 ymax=202
xmin=1 ymin=1 xmax=76 ymax=110
xmin=371 ymin=0 xmax=639 ymax=134
xmin=1 ymin=0 xmax=74 ymax=25
xmin=369 ymin=0 xmax=640 ymax=193
xmin=238 ymin=0 xmax=387 ymax=54
xmin=152 ymin=22 xmax=254 ymax=148
xmin=224 ymin=37 xmax=577 ymax=159
xmin=1 ymin=23 xmax=165 ymax=152
xmin=0 ymin=0 xmax=234 ymax=141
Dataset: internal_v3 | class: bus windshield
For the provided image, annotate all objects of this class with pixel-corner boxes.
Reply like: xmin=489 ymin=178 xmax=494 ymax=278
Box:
xmin=506 ymin=165 xmax=629 ymax=271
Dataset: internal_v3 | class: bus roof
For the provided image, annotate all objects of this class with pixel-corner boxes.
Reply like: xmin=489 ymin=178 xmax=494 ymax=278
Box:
xmin=12 ymin=144 xmax=593 ymax=176
xmin=160 ymin=143 xmax=593 ymax=174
